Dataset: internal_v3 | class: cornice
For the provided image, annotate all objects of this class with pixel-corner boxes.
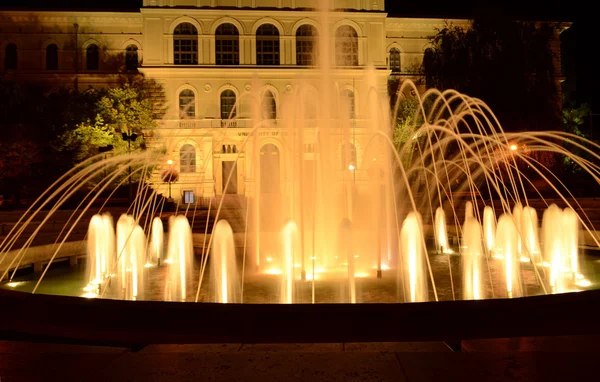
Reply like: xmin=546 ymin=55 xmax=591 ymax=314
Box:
xmin=0 ymin=11 xmax=143 ymax=26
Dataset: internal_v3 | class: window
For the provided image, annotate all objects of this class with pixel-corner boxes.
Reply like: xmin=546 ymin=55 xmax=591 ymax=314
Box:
xmin=342 ymin=90 xmax=356 ymax=119
xmin=125 ymin=45 xmax=138 ymax=70
xmin=256 ymin=24 xmax=279 ymax=65
xmin=389 ymin=48 xmax=401 ymax=73
xmin=296 ymin=25 xmax=318 ymax=66
xmin=216 ymin=23 xmax=239 ymax=65
xmin=341 ymin=143 xmax=357 ymax=171
xmin=179 ymin=90 xmax=195 ymax=119
xmin=261 ymin=91 xmax=276 ymax=120
xmin=5 ymin=43 xmax=17 ymax=70
xmin=220 ymin=90 xmax=237 ymax=120
xmin=86 ymin=44 xmax=99 ymax=70
xmin=183 ymin=191 xmax=195 ymax=204
xmin=46 ymin=44 xmax=58 ymax=70
xmin=335 ymin=26 xmax=358 ymax=66
xmin=174 ymin=23 xmax=198 ymax=65
xmin=180 ymin=144 xmax=196 ymax=173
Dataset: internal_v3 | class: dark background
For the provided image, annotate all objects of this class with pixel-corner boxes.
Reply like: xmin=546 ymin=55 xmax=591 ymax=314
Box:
xmin=0 ymin=0 xmax=596 ymax=131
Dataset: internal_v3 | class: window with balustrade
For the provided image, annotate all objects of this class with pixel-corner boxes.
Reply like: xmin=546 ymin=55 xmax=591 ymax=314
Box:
xmin=257 ymin=24 xmax=280 ymax=66
xmin=216 ymin=23 xmax=239 ymax=65
xmin=174 ymin=23 xmax=198 ymax=65
xmin=296 ymin=25 xmax=318 ymax=66
xmin=335 ymin=26 xmax=358 ymax=66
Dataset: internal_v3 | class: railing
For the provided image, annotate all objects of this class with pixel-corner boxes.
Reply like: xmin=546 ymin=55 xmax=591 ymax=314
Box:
xmin=157 ymin=118 xmax=366 ymax=130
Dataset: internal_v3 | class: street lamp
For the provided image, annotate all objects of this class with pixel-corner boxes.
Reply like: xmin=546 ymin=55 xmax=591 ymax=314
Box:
xmin=121 ymin=129 xmax=138 ymax=203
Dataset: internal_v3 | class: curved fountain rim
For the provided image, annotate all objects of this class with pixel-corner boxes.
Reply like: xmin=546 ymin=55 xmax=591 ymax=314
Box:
xmin=2 ymin=288 xmax=600 ymax=346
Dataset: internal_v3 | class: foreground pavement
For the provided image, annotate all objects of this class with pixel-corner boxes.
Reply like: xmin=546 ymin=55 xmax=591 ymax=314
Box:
xmin=1 ymin=337 xmax=600 ymax=381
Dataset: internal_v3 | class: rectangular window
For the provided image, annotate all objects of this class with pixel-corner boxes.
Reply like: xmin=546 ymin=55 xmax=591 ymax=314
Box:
xmin=183 ymin=190 xmax=195 ymax=204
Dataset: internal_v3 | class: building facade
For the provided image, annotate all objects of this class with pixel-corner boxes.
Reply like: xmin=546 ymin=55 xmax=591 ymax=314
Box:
xmin=0 ymin=1 xmax=493 ymax=202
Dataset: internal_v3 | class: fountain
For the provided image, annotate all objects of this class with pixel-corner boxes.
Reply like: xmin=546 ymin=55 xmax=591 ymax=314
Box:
xmin=398 ymin=212 xmax=428 ymax=302
xmin=462 ymin=216 xmax=483 ymax=300
xmin=165 ymin=215 xmax=193 ymax=302
xmin=483 ymin=206 xmax=496 ymax=255
xmin=434 ymin=207 xmax=449 ymax=254
xmin=210 ymin=219 xmax=239 ymax=303
xmin=0 ymin=1 xmax=598 ymax=309
xmin=495 ymin=214 xmax=523 ymax=298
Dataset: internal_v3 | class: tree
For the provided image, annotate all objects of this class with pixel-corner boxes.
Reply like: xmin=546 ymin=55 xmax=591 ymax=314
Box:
xmin=56 ymin=82 xmax=158 ymax=161
xmin=422 ymin=18 xmax=562 ymax=133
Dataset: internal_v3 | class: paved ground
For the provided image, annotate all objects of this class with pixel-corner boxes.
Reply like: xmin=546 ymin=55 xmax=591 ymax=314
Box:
xmin=1 ymin=337 xmax=600 ymax=381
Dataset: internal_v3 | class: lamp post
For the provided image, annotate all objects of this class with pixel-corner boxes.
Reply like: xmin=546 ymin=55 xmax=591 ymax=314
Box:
xmin=98 ymin=144 xmax=114 ymax=181
xmin=121 ymin=129 xmax=138 ymax=204
xmin=167 ymin=159 xmax=173 ymax=200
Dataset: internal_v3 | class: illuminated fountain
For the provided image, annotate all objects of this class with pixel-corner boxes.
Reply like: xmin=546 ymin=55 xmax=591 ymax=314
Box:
xmin=164 ymin=215 xmax=193 ymax=302
xmin=434 ymin=207 xmax=449 ymax=254
xmin=84 ymin=213 xmax=115 ymax=297
xmin=495 ymin=214 xmax=522 ymax=298
xmin=150 ymin=217 xmax=164 ymax=266
xmin=398 ymin=212 xmax=428 ymax=302
xmin=483 ymin=206 xmax=496 ymax=255
xmin=462 ymin=216 xmax=483 ymax=300
xmin=209 ymin=219 xmax=239 ymax=303
xmin=0 ymin=2 xmax=598 ymax=304
xmin=521 ymin=206 xmax=540 ymax=263
xmin=281 ymin=220 xmax=298 ymax=304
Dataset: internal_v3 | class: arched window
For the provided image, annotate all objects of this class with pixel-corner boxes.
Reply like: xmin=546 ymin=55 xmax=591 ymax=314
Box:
xmin=46 ymin=44 xmax=58 ymax=70
xmin=220 ymin=90 xmax=237 ymax=120
xmin=389 ymin=48 xmax=400 ymax=73
xmin=5 ymin=43 xmax=17 ymax=70
xmin=261 ymin=91 xmax=276 ymax=120
xmin=180 ymin=144 xmax=196 ymax=173
xmin=125 ymin=45 xmax=138 ymax=70
xmin=296 ymin=25 xmax=318 ymax=66
xmin=86 ymin=44 xmax=99 ymax=70
xmin=423 ymin=48 xmax=435 ymax=87
xmin=256 ymin=24 xmax=279 ymax=66
xmin=341 ymin=142 xmax=357 ymax=171
xmin=335 ymin=26 xmax=358 ymax=66
xmin=216 ymin=23 xmax=239 ymax=65
xmin=342 ymin=89 xmax=356 ymax=119
xmin=179 ymin=89 xmax=195 ymax=119
xmin=174 ymin=23 xmax=198 ymax=65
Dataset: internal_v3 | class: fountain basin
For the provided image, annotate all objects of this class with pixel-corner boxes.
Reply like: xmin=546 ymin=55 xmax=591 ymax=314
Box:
xmin=2 ymin=288 xmax=600 ymax=347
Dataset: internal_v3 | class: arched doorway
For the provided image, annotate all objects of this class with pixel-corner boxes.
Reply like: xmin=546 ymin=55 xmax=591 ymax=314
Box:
xmin=260 ymin=143 xmax=280 ymax=194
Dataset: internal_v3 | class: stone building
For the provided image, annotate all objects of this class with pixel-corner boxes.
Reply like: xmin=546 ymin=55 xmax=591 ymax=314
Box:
xmin=4 ymin=1 xmax=554 ymax=203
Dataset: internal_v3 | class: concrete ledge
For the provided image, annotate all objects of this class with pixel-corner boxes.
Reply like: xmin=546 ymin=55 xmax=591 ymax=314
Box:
xmin=0 ymin=241 xmax=86 ymax=274
xmin=2 ymin=288 xmax=600 ymax=347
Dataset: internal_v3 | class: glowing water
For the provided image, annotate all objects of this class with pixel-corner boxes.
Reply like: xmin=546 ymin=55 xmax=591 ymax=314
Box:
xmin=150 ymin=217 xmax=164 ymax=266
xmin=281 ymin=221 xmax=297 ymax=304
xmin=399 ymin=212 xmax=428 ymax=302
xmin=521 ymin=206 xmax=540 ymax=263
xmin=339 ymin=218 xmax=356 ymax=303
xmin=434 ymin=207 xmax=449 ymax=253
xmin=496 ymin=214 xmax=522 ymax=297
xmin=164 ymin=215 xmax=193 ymax=301
xmin=541 ymin=205 xmax=584 ymax=293
xmin=211 ymin=220 xmax=239 ymax=303
xmin=513 ymin=202 xmax=523 ymax=256
xmin=483 ymin=206 xmax=496 ymax=255
xmin=462 ymin=216 xmax=483 ymax=300
xmin=84 ymin=213 xmax=115 ymax=296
